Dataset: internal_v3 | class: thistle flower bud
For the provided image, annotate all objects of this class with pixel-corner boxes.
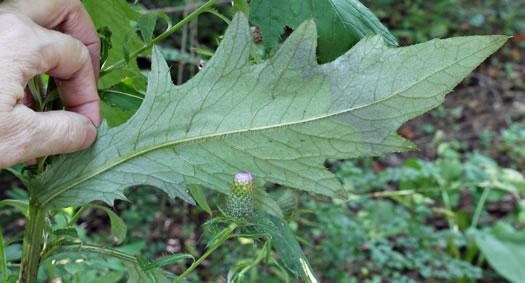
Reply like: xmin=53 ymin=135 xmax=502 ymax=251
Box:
xmin=226 ymin=172 xmax=254 ymax=221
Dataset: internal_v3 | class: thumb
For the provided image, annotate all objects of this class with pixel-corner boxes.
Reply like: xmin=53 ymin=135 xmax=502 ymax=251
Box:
xmin=1 ymin=105 xmax=96 ymax=168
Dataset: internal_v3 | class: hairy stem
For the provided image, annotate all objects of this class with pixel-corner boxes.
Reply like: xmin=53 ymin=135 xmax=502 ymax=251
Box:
xmin=100 ymin=0 xmax=218 ymax=76
xmin=19 ymin=202 xmax=47 ymax=283
xmin=173 ymin=223 xmax=237 ymax=283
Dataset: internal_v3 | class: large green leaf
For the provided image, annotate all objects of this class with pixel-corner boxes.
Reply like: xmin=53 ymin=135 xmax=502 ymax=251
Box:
xmin=83 ymin=0 xmax=144 ymax=88
xmin=250 ymin=0 xmax=398 ymax=62
xmin=469 ymin=223 xmax=525 ymax=282
xmin=32 ymin=14 xmax=506 ymax=208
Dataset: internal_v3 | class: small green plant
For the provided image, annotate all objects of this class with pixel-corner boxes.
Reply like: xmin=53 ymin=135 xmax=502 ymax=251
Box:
xmin=0 ymin=0 xmax=510 ymax=282
xmin=496 ymin=123 xmax=525 ymax=169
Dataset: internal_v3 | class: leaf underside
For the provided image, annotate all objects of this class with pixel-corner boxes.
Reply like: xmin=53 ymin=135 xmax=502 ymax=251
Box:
xmin=33 ymin=13 xmax=507 ymax=208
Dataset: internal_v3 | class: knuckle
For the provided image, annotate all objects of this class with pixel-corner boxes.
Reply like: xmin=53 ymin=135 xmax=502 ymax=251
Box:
xmin=61 ymin=117 xmax=78 ymax=150
xmin=78 ymin=43 xmax=91 ymax=63
xmin=0 ymin=112 xmax=30 ymax=167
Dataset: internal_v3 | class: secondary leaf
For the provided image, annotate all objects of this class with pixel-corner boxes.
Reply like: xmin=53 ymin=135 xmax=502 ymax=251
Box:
xmin=145 ymin=253 xmax=195 ymax=270
xmin=469 ymin=223 xmax=525 ymax=282
xmin=83 ymin=0 xmax=143 ymax=88
xmin=138 ymin=13 xmax=157 ymax=44
xmin=33 ymin=14 xmax=506 ymax=209
xmin=91 ymin=205 xmax=128 ymax=245
xmin=100 ymin=100 xmax=135 ymax=128
xmin=253 ymin=211 xmax=318 ymax=281
xmin=99 ymin=81 xmax=145 ymax=112
xmin=188 ymin=185 xmax=213 ymax=215
xmin=254 ymin=189 xmax=284 ymax=218
xmin=250 ymin=0 xmax=398 ymax=62
xmin=0 ymin=200 xmax=28 ymax=216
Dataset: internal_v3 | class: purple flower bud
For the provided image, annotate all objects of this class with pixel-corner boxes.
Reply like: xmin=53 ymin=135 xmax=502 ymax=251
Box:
xmin=234 ymin=172 xmax=254 ymax=187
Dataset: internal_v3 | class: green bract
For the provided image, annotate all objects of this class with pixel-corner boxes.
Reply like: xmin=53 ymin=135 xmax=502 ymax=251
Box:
xmin=32 ymin=13 xmax=507 ymax=208
xmin=226 ymin=172 xmax=255 ymax=221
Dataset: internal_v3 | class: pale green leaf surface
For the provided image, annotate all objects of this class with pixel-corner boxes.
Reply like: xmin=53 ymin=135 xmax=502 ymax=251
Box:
xmin=83 ymin=0 xmax=143 ymax=88
xmin=33 ymin=14 xmax=506 ymax=208
xmin=470 ymin=223 xmax=525 ymax=283
xmin=250 ymin=0 xmax=398 ymax=62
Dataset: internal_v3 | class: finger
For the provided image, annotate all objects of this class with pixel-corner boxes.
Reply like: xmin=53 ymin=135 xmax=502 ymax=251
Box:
xmin=0 ymin=12 xmax=99 ymax=126
xmin=58 ymin=3 xmax=101 ymax=80
xmin=1 ymin=0 xmax=101 ymax=79
xmin=25 ymin=159 xmax=37 ymax=166
xmin=23 ymin=19 xmax=101 ymax=126
xmin=0 ymin=105 xmax=96 ymax=168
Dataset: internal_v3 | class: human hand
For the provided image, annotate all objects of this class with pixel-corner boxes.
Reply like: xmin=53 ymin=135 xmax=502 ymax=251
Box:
xmin=0 ymin=0 xmax=101 ymax=169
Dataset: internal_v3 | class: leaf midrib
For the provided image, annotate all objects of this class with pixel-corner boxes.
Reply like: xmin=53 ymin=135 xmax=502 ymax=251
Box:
xmin=37 ymin=37 xmax=504 ymax=205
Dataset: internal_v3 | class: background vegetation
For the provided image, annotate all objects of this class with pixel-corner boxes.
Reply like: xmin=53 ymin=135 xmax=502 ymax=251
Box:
xmin=1 ymin=0 xmax=524 ymax=282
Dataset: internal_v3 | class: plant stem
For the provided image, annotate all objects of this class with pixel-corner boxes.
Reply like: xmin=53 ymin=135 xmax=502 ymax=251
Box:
xmin=66 ymin=205 xmax=90 ymax=228
xmin=173 ymin=223 xmax=237 ymax=283
xmin=0 ymin=226 xmax=8 ymax=282
xmin=236 ymin=240 xmax=268 ymax=280
xmin=471 ymin=187 xmax=491 ymax=229
xmin=232 ymin=0 xmax=250 ymax=16
xmin=18 ymin=202 xmax=47 ymax=283
xmin=100 ymin=0 xmax=218 ymax=76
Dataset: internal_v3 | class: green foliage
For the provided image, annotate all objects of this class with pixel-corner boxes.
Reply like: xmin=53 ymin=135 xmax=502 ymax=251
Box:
xmin=253 ymin=189 xmax=284 ymax=218
xmin=253 ymin=211 xmax=318 ymax=281
xmin=90 ymin=205 xmax=128 ymax=245
xmin=250 ymin=0 xmax=397 ymax=62
xmin=188 ymin=185 xmax=213 ymax=216
xmin=299 ymin=199 xmax=482 ymax=281
xmin=496 ymin=123 xmax=525 ymax=168
xmin=327 ymin=139 xmax=525 ymax=281
xmin=0 ymin=200 xmax=28 ymax=216
xmin=367 ymin=0 xmax=525 ymax=44
xmin=138 ymin=13 xmax=159 ymax=44
xmin=83 ymin=0 xmax=145 ymax=88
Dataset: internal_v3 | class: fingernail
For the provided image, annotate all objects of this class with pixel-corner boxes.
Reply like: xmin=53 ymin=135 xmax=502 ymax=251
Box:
xmin=79 ymin=123 xmax=97 ymax=150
